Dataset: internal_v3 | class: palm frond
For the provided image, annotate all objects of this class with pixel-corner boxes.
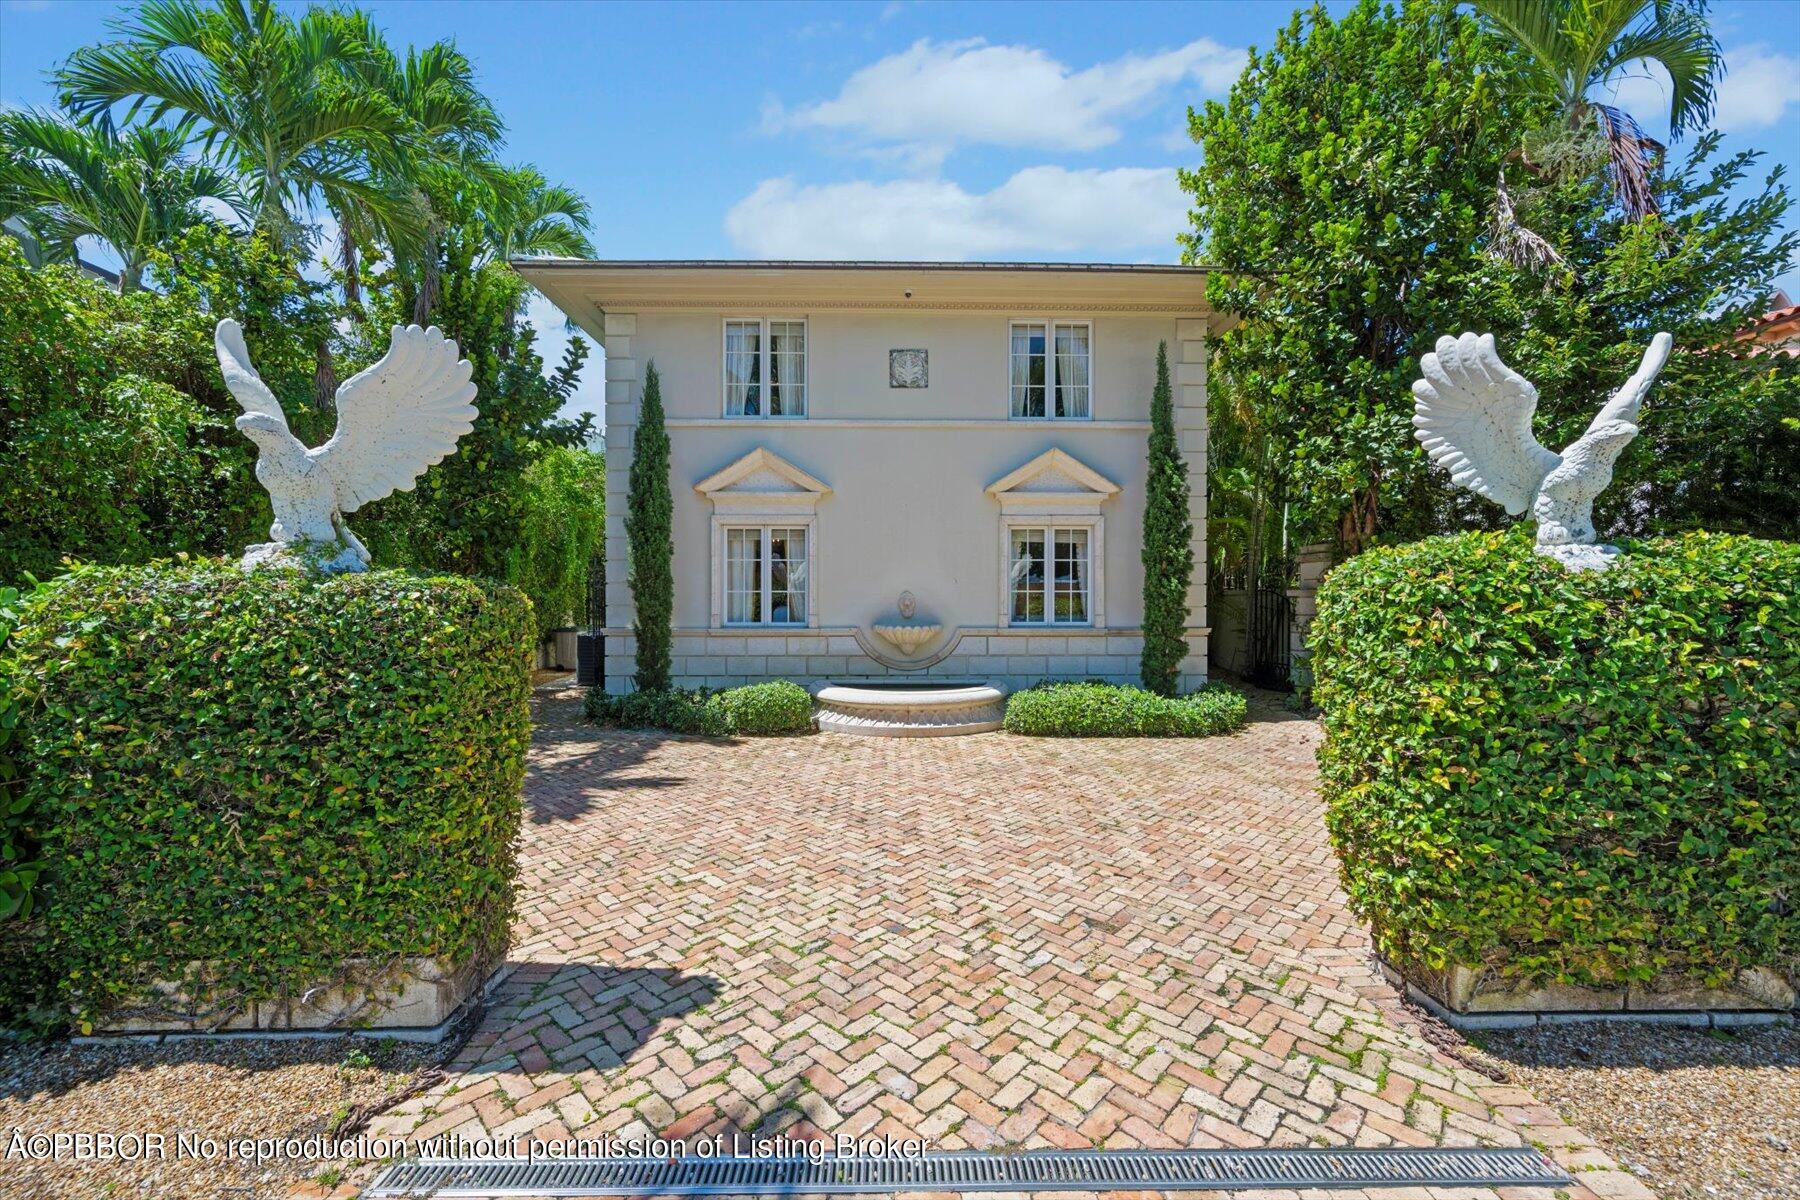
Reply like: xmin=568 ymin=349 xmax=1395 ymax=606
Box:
xmin=1597 ymin=14 xmax=1721 ymax=135
xmin=1592 ymin=103 xmax=1665 ymax=219
xmin=1470 ymin=0 xmax=1579 ymax=109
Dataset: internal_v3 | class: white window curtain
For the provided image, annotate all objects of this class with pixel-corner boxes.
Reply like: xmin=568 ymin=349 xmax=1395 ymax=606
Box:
xmin=769 ymin=527 xmax=807 ymax=623
xmin=1010 ymin=322 xmax=1089 ymax=419
xmin=1053 ymin=324 xmax=1091 ymax=418
xmin=724 ymin=321 xmax=762 ymax=416
xmin=726 ymin=320 xmax=805 ymax=417
xmin=1010 ymin=526 xmax=1089 ymax=624
xmin=725 ymin=527 xmax=761 ymax=622
xmin=768 ymin=322 xmax=806 ymax=416
xmin=725 ymin=526 xmax=808 ymax=625
xmin=1010 ymin=323 xmax=1047 ymax=417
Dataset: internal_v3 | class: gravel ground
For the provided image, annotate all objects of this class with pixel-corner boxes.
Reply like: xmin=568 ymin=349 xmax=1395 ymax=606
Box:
xmin=0 ymin=1034 xmax=442 ymax=1199
xmin=1469 ymin=1020 xmax=1800 ymax=1200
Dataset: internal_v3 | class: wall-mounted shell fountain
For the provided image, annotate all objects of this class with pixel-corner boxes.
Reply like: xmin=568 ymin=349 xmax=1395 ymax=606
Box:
xmin=872 ymin=590 xmax=941 ymax=656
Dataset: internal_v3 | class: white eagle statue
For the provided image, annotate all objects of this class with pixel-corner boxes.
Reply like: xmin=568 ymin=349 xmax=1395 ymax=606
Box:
xmin=216 ymin=318 xmax=478 ymax=573
xmin=1411 ymin=330 xmax=1671 ymax=570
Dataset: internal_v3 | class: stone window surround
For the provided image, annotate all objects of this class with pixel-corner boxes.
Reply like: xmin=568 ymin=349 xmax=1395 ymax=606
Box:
xmin=722 ymin=316 xmax=808 ymax=419
xmin=695 ymin=448 xmax=832 ymax=632
xmin=985 ymin=448 xmax=1121 ymax=630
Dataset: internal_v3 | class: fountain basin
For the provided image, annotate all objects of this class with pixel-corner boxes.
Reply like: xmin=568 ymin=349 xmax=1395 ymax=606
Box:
xmin=813 ymin=681 xmax=1006 ymax=738
xmin=872 ymin=622 xmax=942 ymax=656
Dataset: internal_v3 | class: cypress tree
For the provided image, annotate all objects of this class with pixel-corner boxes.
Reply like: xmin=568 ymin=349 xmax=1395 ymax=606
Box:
xmin=625 ymin=361 xmax=673 ymax=691
xmin=1140 ymin=340 xmax=1194 ymax=696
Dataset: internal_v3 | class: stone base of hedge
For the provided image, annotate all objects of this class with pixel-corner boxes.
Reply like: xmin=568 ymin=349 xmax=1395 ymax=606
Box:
xmin=93 ymin=954 xmax=506 ymax=1041
xmin=1381 ymin=957 xmax=1797 ymax=1030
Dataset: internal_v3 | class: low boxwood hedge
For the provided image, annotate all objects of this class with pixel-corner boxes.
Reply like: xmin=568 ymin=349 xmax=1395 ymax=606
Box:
xmin=1003 ymin=681 xmax=1247 ymax=737
xmin=1311 ymin=530 xmax=1798 ymax=991
xmin=585 ymin=680 xmax=813 ymax=735
xmin=1 ymin=562 xmax=533 ymax=1029
xmin=715 ymin=681 xmax=815 ymax=734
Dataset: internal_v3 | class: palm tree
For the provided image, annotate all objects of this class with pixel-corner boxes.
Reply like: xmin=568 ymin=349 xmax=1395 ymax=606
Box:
xmin=477 ymin=165 xmax=595 ymax=355
xmin=55 ymin=0 xmax=424 ymax=253
xmin=1474 ymin=0 xmax=1722 ymax=219
xmin=0 ymin=109 xmax=242 ymax=291
xmin=56 ymin=0 xmax=506 ymax=400
xmin=482 ymin=166 xmax=594 ymax=264
xmin=330 ymin=25 xmax=503 ymax=313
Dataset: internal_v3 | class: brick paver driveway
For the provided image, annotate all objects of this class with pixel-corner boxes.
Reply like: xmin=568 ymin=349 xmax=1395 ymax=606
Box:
xmin=370 ymin=686 xmax=1646 ymax=1200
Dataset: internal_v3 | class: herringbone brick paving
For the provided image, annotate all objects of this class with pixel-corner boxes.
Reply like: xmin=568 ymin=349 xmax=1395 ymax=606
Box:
xmin=362 ymin=685 xmax=1649 ymax=1200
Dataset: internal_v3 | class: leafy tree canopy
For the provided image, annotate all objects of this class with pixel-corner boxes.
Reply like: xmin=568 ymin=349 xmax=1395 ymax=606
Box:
xmin=1183 ymin=0 xmax=1797 ymax=561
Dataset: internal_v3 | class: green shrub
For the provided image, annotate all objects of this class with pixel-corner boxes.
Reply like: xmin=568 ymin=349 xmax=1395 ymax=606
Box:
xmin=1 ymin=562 xmax=533 ymax=1029
xmin=714 ymin=681 xmax=813 ymax=734
xmin=505 ymin=445 xmax=605 ymax=635
xmin=586 ymin=687 xmax=730 ymax=736
xmin=1004 ymin=681 xmax=1246 ymax=737
xmin=0 ymin=579 xmax=53 ymax=922
xmin=1311 ymin=530 xmax=1798 ymax=990
xmin=585 ymin=681 xmax=813 ymax=736
xmin=0 ymin=238 xmax=266 ymax=583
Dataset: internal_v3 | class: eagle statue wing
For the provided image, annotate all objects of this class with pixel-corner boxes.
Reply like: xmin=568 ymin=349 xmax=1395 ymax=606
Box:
xmin=215 ymin=318 xmax=291 ymax=431
xmin=1411 ymin=332 xmax=1560 ymax=516
xmin=312 ymin=324 xmax=478 ymax=514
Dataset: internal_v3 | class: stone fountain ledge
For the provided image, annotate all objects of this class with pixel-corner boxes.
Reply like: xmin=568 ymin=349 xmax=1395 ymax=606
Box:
xmin=812 ymin=680 xmax=1007 ymax=737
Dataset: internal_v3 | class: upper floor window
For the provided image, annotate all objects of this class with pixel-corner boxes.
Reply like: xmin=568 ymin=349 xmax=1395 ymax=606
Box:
xmin=725 ymin=318 xmax=806 ymax=417
xmin=1010 ymin=321 xmax=1090 ymax=419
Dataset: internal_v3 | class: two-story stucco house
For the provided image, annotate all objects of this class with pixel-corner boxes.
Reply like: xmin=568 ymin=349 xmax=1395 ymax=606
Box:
xmin=515 ymin=260 xmax=1211 ymax=697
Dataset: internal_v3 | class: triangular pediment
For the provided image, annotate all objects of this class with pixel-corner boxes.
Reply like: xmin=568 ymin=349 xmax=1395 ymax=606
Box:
xmin=695 ymin=447 xmax=832 ymax=497
xmin=985 ymin=448 xmax=1120 ymax=499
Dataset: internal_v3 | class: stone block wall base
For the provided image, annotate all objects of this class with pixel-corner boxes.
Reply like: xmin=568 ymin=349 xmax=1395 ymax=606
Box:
xmin=89 ymin=956 xmax=508 ymax=1043
xmin=1380 ymin=957 xmax=1797 ymax=1031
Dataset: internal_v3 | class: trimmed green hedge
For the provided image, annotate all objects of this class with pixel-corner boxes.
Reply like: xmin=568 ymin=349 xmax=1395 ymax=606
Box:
xmin=586 ymin=681 xmax=813 ymax=736
xmin=1004 ymin=681 xmax=1247 ymax=737
xmin=715 ymin=682 xmax=815 ymax=734
xmin=1311 ymin=530 xmax=1798 ymax=990
xmin=2 ymin=563 xmax=533 ymax=1028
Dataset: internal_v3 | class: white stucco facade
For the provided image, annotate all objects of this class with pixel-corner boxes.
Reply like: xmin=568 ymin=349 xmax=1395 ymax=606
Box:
xmin=515 ymin=261 xmax=1211 ymax=694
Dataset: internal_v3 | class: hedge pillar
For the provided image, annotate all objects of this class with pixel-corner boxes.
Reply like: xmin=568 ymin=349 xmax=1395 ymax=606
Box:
xmin=1141 ymin=340 xmax=1194 ymax=695
xmin=625 ymin=360 xmax=672 ymax=692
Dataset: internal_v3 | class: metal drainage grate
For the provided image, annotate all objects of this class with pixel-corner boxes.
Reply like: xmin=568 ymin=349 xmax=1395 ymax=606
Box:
xmin=365 ymin=1147 xmax=1570 ymax=1196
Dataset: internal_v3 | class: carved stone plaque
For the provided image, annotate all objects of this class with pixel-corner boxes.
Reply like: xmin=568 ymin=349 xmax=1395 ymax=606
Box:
xmin=889 ymin=349 xmax=928 ymax=388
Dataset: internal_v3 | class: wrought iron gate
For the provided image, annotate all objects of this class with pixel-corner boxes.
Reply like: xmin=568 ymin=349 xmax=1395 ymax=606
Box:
xmin=577 ymin=553 xmax=605 ymax=688
xmin=1246 ymin=577 xmax=1293 ymax=691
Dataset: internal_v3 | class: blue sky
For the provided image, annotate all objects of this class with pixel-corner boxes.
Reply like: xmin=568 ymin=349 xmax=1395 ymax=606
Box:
xmin=4 ymin=0 xmax=1797 ymax=425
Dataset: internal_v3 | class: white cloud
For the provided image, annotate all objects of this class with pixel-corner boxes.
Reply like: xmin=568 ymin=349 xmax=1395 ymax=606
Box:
xmin=768 ymin=37 xmax=1243 ymax=156
xmin=1601 ymin=42 xmax=1800 ymax=136
xmin=1713 ymin=44 xmax=1800 ymax=133
xmin=724 ymin=166 xmax=1187 ymax=260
